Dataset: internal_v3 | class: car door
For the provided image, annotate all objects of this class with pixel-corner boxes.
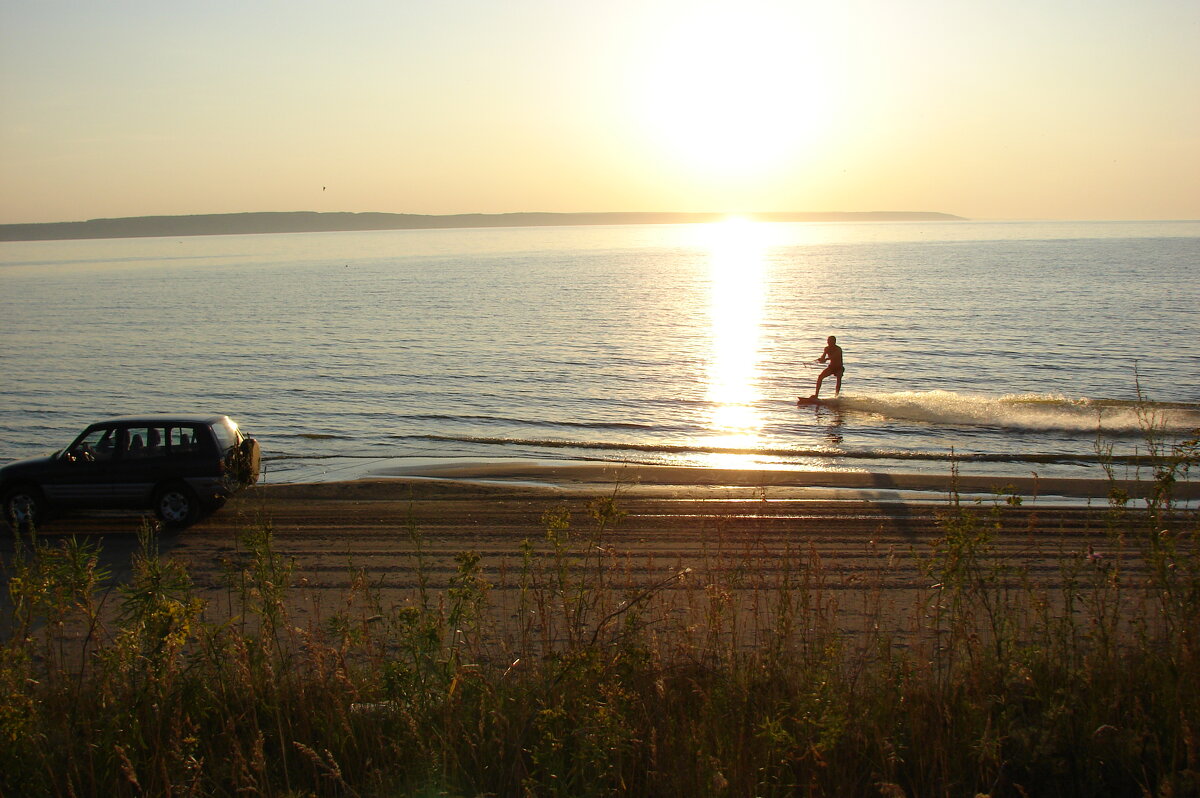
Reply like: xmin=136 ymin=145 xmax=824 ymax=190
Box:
xmin=39 ymin=424 xmax=122 ymax=506
xmin=102 ymin=424 xmax=171 ymax=505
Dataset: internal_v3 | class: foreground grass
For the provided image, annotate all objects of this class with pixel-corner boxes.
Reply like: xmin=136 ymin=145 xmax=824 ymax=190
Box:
xmin=3 ymin=445 xmax=1198 ymax=796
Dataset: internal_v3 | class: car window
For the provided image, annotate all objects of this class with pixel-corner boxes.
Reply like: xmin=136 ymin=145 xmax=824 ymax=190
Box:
xmin=69 ymin=427 xmax=118 ymax=462
xmin=167 ymin=426 xmax=204 ymax=455
xmin=124 ymin=426 xmax=168 ymax=458
xmin=210 ymin=418 xmax=240 ymax=452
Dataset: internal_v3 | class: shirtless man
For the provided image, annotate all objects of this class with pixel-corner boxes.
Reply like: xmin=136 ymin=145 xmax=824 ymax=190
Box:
xmin=811 ymin=335 xmax=844 ymax=399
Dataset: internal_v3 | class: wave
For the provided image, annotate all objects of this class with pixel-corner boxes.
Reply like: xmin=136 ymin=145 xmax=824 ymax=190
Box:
xmin=400 ymin=413 xmax=661 ymax=432
xmin=399 ymin=393 xmax=1198 ymax=438
xmin=828 ymin=391 xmax=1200 ymax=434
xmin=396 ymin=433 xmax=1166 ymax=467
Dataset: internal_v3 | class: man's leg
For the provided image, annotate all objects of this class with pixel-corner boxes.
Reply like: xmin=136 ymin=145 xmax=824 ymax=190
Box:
xmin=814 ymin=367 xmax=832 ymax=398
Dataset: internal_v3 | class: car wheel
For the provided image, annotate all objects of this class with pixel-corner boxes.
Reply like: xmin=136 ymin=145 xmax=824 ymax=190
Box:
xmin=2 ymin=484 xmax=45 ymax=531
xmin=154 ymin=483 xmax=199 ymax=529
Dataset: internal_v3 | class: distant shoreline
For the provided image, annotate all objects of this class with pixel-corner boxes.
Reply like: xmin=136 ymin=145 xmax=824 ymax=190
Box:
xmin=0 ymin=210 xmax=965 ymax=242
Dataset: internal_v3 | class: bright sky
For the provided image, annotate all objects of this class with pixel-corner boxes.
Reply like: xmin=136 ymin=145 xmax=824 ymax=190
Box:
xmin=1 ymin=0 xmax=1197 ymax=224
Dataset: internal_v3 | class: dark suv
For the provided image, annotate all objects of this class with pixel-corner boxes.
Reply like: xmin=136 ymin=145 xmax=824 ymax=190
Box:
xmin=1 ymin=414 xmax=260 ymax=530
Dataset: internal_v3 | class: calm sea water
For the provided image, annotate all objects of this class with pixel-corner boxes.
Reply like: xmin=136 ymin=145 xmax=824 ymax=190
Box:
xmin=2 ymin=220 xmax=1198 ymax=484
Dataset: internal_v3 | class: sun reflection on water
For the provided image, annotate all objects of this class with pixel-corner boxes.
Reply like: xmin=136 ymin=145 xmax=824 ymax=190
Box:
xmin=702 ymin=217 xmax=769 ymax=468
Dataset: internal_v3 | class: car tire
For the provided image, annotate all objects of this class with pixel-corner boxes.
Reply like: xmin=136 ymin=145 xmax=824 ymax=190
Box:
xmin=153 ymin=483 xmax=200 ymax=529
xmin=2 ymin=484 xmax=45 ymax=532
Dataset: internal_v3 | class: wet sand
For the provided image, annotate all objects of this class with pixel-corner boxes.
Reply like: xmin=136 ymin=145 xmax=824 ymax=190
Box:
xmin=365 ymin=459 xmax=1199 ymax=502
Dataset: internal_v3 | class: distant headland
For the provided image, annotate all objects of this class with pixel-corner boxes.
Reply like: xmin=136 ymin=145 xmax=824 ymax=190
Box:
xmin=0 ymin=210 xmax=965 ymax=242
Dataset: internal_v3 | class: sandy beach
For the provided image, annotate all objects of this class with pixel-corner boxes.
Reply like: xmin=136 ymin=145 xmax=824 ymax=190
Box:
xmin=11 ymin=463 xmax=1191 ymax=644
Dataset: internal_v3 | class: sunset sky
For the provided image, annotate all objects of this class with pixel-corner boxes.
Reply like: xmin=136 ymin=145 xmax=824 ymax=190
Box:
xmin=1 ymin=0 xmax=1197 ymax=225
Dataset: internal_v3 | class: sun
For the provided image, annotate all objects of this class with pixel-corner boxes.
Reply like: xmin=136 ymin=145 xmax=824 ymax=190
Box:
xmin=636 ymin=4 xmax=840 ymax=178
